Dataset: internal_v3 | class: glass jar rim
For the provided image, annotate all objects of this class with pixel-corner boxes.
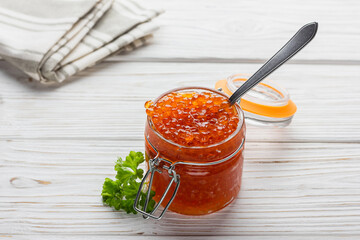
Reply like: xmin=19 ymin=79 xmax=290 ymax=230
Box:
xmin=146 ymin=86 xmax=245 ymax=149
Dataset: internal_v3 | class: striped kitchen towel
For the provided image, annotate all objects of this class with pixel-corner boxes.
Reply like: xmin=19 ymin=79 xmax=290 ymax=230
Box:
xmin=0 ymin=0 xmax=162 ymax=83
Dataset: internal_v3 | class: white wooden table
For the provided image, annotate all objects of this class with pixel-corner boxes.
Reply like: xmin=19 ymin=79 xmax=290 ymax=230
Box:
xmin=1 ymin=0 xmax=360 ymax=239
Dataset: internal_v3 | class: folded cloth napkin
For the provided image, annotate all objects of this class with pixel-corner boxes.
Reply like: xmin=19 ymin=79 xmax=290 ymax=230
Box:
xmin=0 ymin=0 xmax=162 ymax=83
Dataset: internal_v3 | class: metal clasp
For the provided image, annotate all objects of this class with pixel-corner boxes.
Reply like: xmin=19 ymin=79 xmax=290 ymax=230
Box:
xmin=133 ymin=153 xmax=180 ymax=220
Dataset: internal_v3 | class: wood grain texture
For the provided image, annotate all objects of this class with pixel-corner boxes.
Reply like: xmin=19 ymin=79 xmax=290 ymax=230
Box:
xmin=113 ymin=0 xmax=360 ymax=63
xmin=1 ymin=139 xmax=360 ymax=236
xmin=1 ymin=61 xmax=359 ymax=142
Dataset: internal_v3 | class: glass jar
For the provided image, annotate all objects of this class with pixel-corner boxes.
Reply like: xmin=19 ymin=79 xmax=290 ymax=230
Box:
xmin=135 ymin=87 xmax=246 ymax=219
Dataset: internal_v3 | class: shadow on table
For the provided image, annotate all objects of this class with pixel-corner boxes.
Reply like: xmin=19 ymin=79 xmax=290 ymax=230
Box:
xmin=135 ymin=198 xmax=241 ymax=236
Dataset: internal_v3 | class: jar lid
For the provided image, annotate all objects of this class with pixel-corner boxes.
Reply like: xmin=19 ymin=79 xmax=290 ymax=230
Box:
xmin=215 ymin=74 xmax=297 ymax=126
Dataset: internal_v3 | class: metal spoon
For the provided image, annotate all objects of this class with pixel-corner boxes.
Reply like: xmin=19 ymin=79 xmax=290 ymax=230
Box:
xmin=229 ymin=22 xmax=318 ymax=105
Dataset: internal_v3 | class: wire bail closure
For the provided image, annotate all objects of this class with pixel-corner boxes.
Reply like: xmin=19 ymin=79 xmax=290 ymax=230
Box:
xmin=134 ymin=134 xmax=245 ymax=220
xmin=133 ymin=152 xmax=180 ymax=220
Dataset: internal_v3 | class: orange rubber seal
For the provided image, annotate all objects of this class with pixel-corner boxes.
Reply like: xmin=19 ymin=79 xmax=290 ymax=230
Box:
xmin=215 ymin=79 xmax=297 ymax=118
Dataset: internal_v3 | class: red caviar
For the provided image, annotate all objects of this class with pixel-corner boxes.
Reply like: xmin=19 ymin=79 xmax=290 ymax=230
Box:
xmin=144 ymin=87 xmax=245 ymax=215
xmin=145 ymin=91 xmax=239 ymax=146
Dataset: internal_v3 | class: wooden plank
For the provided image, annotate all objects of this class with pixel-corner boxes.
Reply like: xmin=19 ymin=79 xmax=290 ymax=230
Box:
xmin=1 ymin=236 xmax=359 ymax=240
xmin=2 ymin=0 xmax=359 ymax=64
xmin=1 ymin=139 xmax=360 ymax=236
xmin=111 ymin=0 xmax=360 ymax=63
xmin=1 ymin=61 xmax=359 ymax=142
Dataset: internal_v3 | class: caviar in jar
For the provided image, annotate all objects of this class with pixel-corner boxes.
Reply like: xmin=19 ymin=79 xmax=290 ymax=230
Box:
xmin=144 ymin=87 xmax=246 ymax=215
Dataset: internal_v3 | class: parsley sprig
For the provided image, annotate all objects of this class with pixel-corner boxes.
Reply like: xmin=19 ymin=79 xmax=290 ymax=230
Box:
xmin=101 ymin=151 xmax=156 ymax=214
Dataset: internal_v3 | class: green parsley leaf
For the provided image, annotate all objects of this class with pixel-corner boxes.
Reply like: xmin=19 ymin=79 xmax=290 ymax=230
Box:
xmin=101 ymin=151 xmax=155 ymax=214
xmin=101 ymin=178 xmax=122 ymax=210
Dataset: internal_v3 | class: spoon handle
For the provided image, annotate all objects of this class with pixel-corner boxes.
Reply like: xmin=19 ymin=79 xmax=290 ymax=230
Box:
xmin=229 ymin=22 xmax=318 ymax=105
